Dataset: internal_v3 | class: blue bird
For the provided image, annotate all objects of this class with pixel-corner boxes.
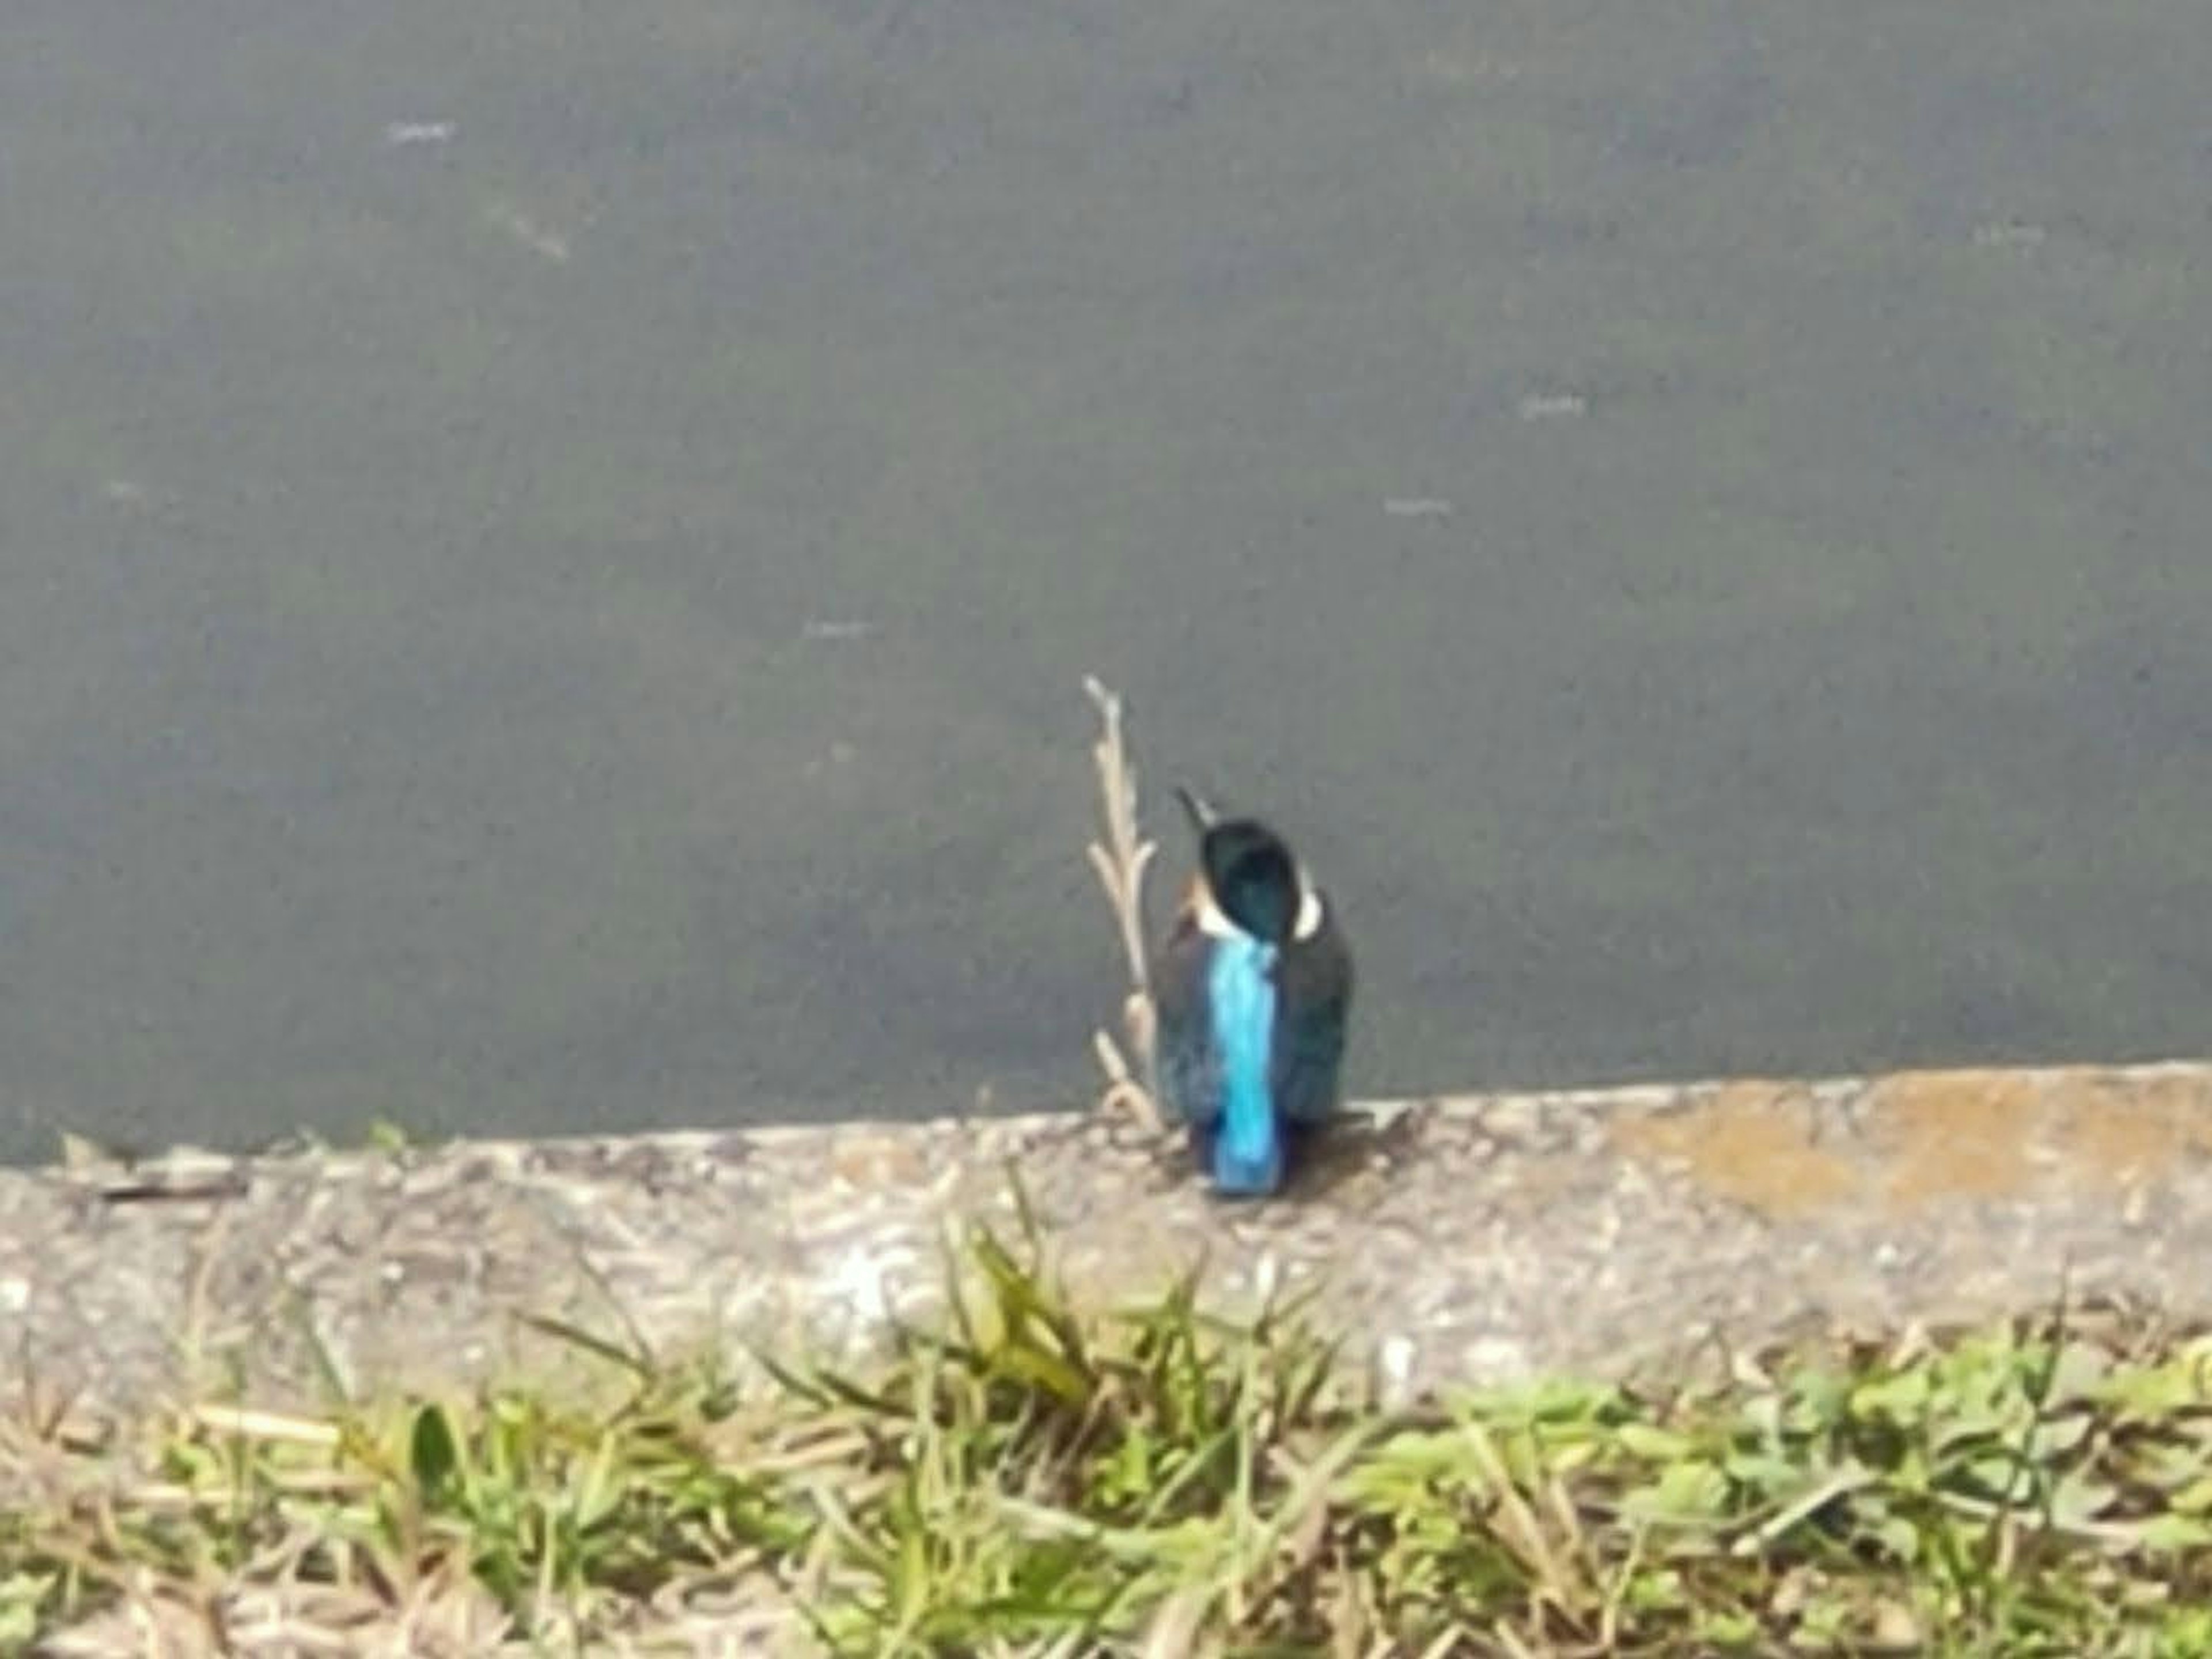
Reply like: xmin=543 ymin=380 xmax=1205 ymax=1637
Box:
xmin=1152 ymin=787 xmax=1355 ymax=1197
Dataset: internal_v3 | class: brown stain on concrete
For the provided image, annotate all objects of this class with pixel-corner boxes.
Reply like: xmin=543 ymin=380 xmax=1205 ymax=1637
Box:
xmin=1611 ymin=1065 xmax=2212 ymax=1221
xmin=830 ymin=1135 xmax=929 ymax=1186
xmin=1608 ymin=1080 xmax=1860 ymax=1219
xmin=2053 ymin=1070 xmax=2212 ymax=1184
xmin=1860 ymin=1068 xmax=2039 ymax=1206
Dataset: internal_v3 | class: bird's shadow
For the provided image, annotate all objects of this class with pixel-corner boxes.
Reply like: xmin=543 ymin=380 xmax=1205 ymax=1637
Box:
xmin=1285 ymin=1108 xmax=1428 ymax=1201
xmin=1142 ymin=1107 xmax=1429 ymax=1207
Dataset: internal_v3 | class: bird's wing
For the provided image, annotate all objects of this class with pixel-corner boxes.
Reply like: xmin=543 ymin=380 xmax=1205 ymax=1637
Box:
xmin=1149 ymin=896 xmax=1218 ymax=1126
xmin=1271 ymin=899 xmax=1354 ymax=1124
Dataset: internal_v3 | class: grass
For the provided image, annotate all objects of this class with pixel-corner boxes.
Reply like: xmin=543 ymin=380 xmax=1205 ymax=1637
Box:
xmin=12 ymin=682 xmax=2212 ymax=1652
xmin=8 ymin=1211 xmax=2212 ymax=1654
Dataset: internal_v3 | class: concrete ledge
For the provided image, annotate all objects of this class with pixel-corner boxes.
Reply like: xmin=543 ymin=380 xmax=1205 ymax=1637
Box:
xmin=5 ymin=1059 xmax=2211 ymax=1424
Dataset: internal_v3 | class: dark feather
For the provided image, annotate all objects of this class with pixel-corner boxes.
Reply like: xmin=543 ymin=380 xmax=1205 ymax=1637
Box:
xmin=1270 ymin=892 xmax=1353 ymax=1125
xmin=1150 ymin=899 xmax=1218 ymax=1128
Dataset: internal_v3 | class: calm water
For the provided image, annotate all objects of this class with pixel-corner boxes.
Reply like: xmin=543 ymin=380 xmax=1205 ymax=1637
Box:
xmin=5 ymin=0 xmax=2209 ymax=1162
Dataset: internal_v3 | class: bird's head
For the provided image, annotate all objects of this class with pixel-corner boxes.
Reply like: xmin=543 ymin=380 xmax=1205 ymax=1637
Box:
xmin=1175 ymin=786 xmax=1325 ymax=948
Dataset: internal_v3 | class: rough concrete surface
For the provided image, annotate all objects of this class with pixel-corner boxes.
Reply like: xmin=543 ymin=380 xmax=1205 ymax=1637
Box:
xmin=4 ymin=1060 xmax=2210 ymax=1430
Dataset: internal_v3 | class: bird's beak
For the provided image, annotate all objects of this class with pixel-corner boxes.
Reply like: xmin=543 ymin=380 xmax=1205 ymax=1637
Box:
xmin=1174 ymin=785 xmax=1218 ymax=837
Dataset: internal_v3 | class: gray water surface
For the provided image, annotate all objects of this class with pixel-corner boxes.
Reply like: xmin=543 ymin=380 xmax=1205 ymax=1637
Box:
xmin=5 ymin=0 xmax=2210 ymax=1162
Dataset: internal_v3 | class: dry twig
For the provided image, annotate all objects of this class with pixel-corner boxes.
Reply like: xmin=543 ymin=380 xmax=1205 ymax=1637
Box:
xmin=1082 ymin=676 xmax=1162 ymax=1130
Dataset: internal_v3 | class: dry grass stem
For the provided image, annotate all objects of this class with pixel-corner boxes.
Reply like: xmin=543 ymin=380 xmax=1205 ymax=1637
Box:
xmin=1082 ymin=675 xmax=1163 ymax=1130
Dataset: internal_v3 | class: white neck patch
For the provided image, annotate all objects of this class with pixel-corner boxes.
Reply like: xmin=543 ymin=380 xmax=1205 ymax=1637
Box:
xmin=1192 ymin=879 xmax=1240 ymax=940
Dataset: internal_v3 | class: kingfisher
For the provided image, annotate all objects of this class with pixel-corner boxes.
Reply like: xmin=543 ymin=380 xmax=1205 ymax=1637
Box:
xmin=1152 ymin=787 xmax=1355 ymax=1197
